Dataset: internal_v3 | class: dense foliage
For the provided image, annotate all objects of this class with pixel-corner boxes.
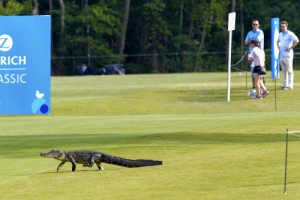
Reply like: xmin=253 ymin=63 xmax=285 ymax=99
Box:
xmin=1 ymin=0 xmax=300 ymax=75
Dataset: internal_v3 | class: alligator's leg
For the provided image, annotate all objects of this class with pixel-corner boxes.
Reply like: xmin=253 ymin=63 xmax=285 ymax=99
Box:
xmin=83 ymin=155 xmax=95 ymax=168
xmin=96 ymin=163 xmax=104 ymax=170
xmin=82 ymin=164 xmax=90 ymax=168
xmin=83 ymin=154 xmax=102 ymax=168
xmin=69 ymin=157 xmax=76 ymax=172
xmin=81 ymin=154 xmax=104 ymax=170
xmin=92 ymin=154 xmax=104 ymax=170
xmin=57 ymin=161 xmax=66 ymax=172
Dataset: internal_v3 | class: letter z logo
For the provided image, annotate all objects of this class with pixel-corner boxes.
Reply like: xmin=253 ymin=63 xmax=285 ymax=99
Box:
xmin=0 ymin=34 xmax=13 ymax=52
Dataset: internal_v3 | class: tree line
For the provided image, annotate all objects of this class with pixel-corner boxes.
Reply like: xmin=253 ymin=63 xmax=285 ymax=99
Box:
xmin=1 ymin=0 xmax=300 ymax=75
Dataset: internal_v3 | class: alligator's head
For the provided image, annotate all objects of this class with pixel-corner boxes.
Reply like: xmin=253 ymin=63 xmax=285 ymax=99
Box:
xmin=40 ymin=149 xmax=65 ymax=160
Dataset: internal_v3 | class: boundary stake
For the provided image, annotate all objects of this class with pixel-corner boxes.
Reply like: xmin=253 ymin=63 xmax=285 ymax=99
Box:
xmin=284 ymin=128 xmax=289 ymax=195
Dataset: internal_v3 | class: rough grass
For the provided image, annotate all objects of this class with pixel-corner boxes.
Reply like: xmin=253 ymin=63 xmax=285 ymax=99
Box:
xmin=1 ymin=72 xmax=300 ymax=199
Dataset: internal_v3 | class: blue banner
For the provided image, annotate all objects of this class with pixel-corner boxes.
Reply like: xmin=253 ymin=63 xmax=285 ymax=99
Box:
xmin=0 ymin=16 xmax=51 ymax=114
xmin=271 ymin=18 xmax=280 ymax=79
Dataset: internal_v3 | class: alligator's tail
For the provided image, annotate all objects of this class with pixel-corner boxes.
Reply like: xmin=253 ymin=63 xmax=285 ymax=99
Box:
xmin=100 ymin=154 xmax=162 ymax=168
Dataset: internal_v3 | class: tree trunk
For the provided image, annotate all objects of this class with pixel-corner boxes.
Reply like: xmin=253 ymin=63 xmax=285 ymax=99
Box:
xmin=240 ymin=0 xmax=244 ymax=57
xmin=188 ymin=1 xmax=195 ymax=54
xmin=178 ymin=0 xmax=184 ymax=51
xmin=32 ymin=0 xmax=39 ymax=15
xmin=58 ymin=0 xmax=65 ymax=74
xmin=188 ymin=5 xmax=195 ymax=42
xmin=58 ymin=0 xmax=65 ymax=34
xmin=194 ymin=26 xmax=206 ymax=72
xmin=152 ymin=48 xmax=158 ymax=72
xmin=231 ymin=0 xmax=236 ymax=12
xmin=49 ymin=0 xmax=52 ymax=13
xmin=49 ymin=0 xmax=53 ymax=57
xmin=118 ymin=0 xmax=131 ymax=62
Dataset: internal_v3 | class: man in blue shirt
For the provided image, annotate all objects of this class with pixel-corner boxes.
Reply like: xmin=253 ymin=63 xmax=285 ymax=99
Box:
xmin=245 ymin=20 xmax=264 ymax=50
xmin=277 ymin=21 xmax=299 ymax=90
xmin=245 ymin=19 xmax=264 ymax=93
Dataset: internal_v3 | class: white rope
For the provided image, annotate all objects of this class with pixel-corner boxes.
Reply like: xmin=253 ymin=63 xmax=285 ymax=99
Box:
xmin=231 ymin=52 xmax=248 ymax=68
xmin=287 ymin=130 xmax=300 ymax=134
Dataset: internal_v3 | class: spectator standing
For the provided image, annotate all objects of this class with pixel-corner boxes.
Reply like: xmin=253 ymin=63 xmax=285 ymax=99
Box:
xmin=245 ymin=19 xmax=265 ymax=94
xmin=277 ymin=21 xmax=299 ymax=90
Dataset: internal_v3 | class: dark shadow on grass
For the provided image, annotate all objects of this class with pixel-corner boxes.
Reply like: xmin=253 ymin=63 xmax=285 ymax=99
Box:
xmin=167 ymin=88 xmax=250 ymax=102
xmin=134 ymin=132 xmax=291 ymax=145
xmin=0 ymin=134 xmax=137 ymax=158
xmin=0 ymin=132 xmax=295 ymax=159
xmin=41 ymin=167 xmax=123 ymax=174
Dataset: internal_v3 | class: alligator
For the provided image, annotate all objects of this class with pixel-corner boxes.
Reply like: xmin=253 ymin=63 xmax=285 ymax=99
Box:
xmin=40 ymin=149 xmax=162 ymax=172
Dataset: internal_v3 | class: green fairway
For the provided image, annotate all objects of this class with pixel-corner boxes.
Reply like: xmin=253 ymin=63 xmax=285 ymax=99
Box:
xmin=1 ymin=72 xmax=300 ymax=199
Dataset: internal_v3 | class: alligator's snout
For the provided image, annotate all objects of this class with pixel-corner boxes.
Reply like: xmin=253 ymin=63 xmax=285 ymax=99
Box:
xmin=40 ymin=152 xmax=49 ymax=157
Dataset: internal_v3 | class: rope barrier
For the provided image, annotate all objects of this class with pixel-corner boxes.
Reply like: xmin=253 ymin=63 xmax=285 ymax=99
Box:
xmin=51 ymin=51 xmax=246 ymax=59
xmin=231 ymin=52 xmax=248 ymax=68
xmin=287 ymin=130 xmax=300 ymax=134
xmin=51 ymin=50 xmax=300 ymax=60
xmin=51 ymin=50 xmax=300 ymax=74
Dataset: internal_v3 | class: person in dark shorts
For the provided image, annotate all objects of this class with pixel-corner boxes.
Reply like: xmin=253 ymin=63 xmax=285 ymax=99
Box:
xmin=248 ymin=40 xmax=269 ymax=99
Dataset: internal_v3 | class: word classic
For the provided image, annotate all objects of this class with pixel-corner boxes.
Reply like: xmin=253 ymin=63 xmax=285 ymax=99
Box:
xmin=0 ymin=73 xmax=26 ymax=83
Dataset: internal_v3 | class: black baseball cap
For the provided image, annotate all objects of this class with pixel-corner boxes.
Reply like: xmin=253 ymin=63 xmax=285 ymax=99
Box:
xmin=250 ymin=40 xmax=259 ymax=45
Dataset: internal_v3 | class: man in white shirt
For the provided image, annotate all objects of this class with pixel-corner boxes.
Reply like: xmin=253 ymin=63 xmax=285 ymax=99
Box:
xmin=277 ymin=21 xmax=299 ymax=90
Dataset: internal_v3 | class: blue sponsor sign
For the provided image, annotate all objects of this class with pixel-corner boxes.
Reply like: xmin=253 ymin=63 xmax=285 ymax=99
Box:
xmin=0 ymin=16 xmax=51 ymax=114
xmin=271 ymin=18 xmax=280 ymax=79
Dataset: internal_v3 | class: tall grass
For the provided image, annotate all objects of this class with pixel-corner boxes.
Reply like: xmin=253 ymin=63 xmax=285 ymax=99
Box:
xmin=1 ymin=72 xmax=300 ymax=199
